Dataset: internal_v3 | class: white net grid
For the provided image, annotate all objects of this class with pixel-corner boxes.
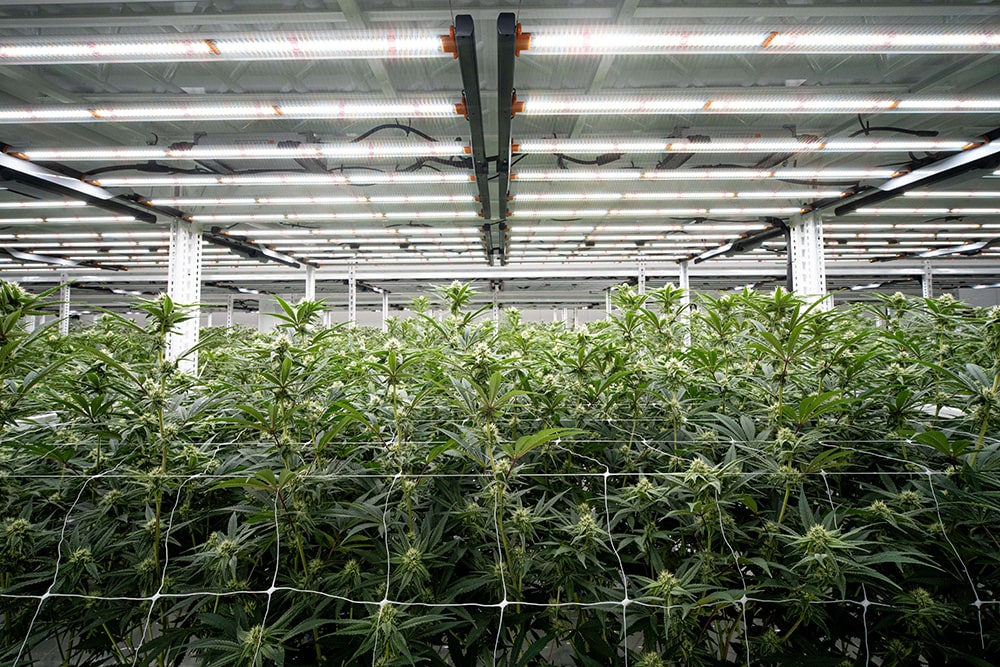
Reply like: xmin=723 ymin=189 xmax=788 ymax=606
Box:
xmin=1 ymin=437 xmax=997 ymax=666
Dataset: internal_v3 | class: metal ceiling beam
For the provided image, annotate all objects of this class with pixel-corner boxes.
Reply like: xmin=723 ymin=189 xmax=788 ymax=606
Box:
xmin=332 ymin=0 xmax=396 ymax=97
xmin=452 ymin=14 xmax=492 ymax=224
xmin=10 ymin=259 xmax=1000 ymax=284
xmin=568 ymin=0 xmax=639 ymax=140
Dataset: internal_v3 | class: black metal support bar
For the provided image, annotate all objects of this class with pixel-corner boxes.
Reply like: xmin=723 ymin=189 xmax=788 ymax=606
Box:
xmin=0 ymin=151 xmax=158 ymax=223
xmin=453 ymin=14 xmax=491 ymax=223
xmin=834 ymin=129 xmax=1000 ymax=216
xmin=494 ymin=11 xmax=519 ymax=266
xmin=205 ymin=227 xmax=305 ymax=268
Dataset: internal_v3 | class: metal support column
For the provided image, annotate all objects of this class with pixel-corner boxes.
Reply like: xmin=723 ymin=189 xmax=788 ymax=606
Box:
xmin=381 ymin=291 xmax=389 ymax=333
xmin=789 ymin=211 xmax=831 ymax=310
xmin=679 ymin=260 xmax=692 ymax=347
xmin=304 ymin=264 xmax=316 ymax=301
xmin=492 ymin=285 xmax=500 ymax=327
xmin=226 ymin=294 xmax=235 ymax=328
xmin=922 ymin=260 xmax=934 ymax=299
xmin=637 ymin=259 xmax=646 ymax=294
xmin=347 ymin=263 xmax=357 ymax=327
xmin=605 ymin=289 xmax=612 ymax=319
xmin=167 ymin=221 xmax=202 ymax=374
xmin=58 ymin=275 xmax=70 ymax=336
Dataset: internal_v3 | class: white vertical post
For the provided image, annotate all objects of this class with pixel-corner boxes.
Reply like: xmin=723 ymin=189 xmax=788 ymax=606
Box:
xmin=347 ymin=263 xmax=357 ymax=327
xmin=605 ymin=289 xmax=612 ymax=319
xmin=679 ymin=260 xmax=691 ymax=304
xmin=922 ymin=260 xmax=934 ymax=299
xmin=381 ymin=291 xmax=389 ymax=332
xmin=572 ymin=308 xmax=578 ymax=329
xmin=167 ymin=221 xmax=202 ymax=374
xmin=637 ymin=258 xmax=646 ymax=294
xmin=562 ymin=307 xmax=569 ymax=325
xmin=226 ymin=294 xmax=235 ymax=328
xmin=492 ymin=285 xmax=499 ymax=327
xmin=789 ymin=211 xmax=831 ymax=310
xmin=304 ymin=264 xmax=316 ymax=301
xmin=58 ymin=275 xmax=70 ymax=336
xmin=679 ymin=260 xmax=692 ymax=347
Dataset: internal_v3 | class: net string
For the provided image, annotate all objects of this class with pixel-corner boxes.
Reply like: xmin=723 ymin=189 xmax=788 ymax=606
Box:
xmin=12 ymin=461 xmax=129 ymax=667
xmin=1 ymin=441 xmax=995 ymax=663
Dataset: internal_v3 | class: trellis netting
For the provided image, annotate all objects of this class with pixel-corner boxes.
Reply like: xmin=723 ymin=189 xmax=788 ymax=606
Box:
xmin=1 ymin=281 xmax=999 ymax=666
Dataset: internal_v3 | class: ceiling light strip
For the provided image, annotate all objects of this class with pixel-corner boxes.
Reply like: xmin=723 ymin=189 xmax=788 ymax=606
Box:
xmin=510 ymin=207 xmax=804 ymax=218
xmin=513 ymin=168 xmax=897 ymax=182
xmin=0 ymin=31 xmax=451 ymax=65
xmin=514 ymin=138 xmax=970 ymax=154
xmin=513 ymin=190 xmax=845 ymax=201
xmin=193 ymin=211 xmax=480 ymax=223
xmin=522 ymin=95 xmax=1000 ymax=115
xmin=0 ymin=98 xmax=458 ymax=123
xmin=91 ymin=173 xmax=473 ymax=187
xmin=16 ymin=141 xmax=469 ymax=162
xmin=853 ymin=207 xmax=1000 ymax=215
xmin=524 ymin=27 xmax=1000 ymax=55
xmin=149 ymin=194 xmax=478 ymax=207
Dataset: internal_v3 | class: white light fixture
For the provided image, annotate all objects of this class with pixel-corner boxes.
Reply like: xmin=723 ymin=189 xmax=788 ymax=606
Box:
xmin=854 ymin=207 xmax=1000 ymax=215
xmin=0 ymin=200 xmax=87 ymax=209
xmin=0 ymin=31 xmax=450 ymax=65
xmin=512 ymin=190 xmax=844 ymax=201
xmin=0 ymin=215 xmax=136 ymax=225
xmin=149 ymin=194 xmax=477 ymax=206
xmin=522 ymin=94 xmax=1000 ymax=115
xmin=524 ymin=27 xmax=1000 ymax=55
xmin=18 ymin=141 xmax=468 ymax=162
xmin=193 ymin=210 xmax=479 ymax=223
xmin=904 ymin=191 xmax=1000 ymax=198
xmin=513 ymin=138 xmax=969 ymax=154
xmin=92 ymin=173 xmax=473 ymax=187
xmin=0 ymin=98 xmax=458 ymax=123
xmin=513 ymin=168 xmax=896 ymax=182
xmin=509 ymin=206 xmax=803 ymax=218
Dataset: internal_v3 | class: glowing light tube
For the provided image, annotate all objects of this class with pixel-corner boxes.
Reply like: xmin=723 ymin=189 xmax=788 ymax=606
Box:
xmin=522 ymin=94 xmax=1000 ymax=115
xmin=91 ymin=173 xmax=473 ymax=187
xmin=513 ymin=138 xmax=969 ymax=154
xmin=0 ymin=98 xmax=457 ymax=123
xmin=19 ymin=142 xmax=468 ymax=162
xmin=0 ymin=31 xmax=450 ymax=65
xmin=526 ymin=27 xmax=1000 ymax=55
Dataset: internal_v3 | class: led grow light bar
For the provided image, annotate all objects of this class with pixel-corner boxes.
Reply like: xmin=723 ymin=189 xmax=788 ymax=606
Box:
xmin=0 ymin=31 xmax=452 ymax=65
xmin=513 ymin=168 xmax=897 ymax=182
xmin=513 ymin=138 xmax=970 ymax=154
xmin=524 ymin=27 xmax=1000 ymax=55
xmin=0 ymin=215 xmax=136 ymax=225
xmin=853 ymin=207 xmax=1000 ymax=215
xmin=0 ymin=98 xmax=458 ymax=123
xmin=90 ymin=173 xmax=473 ymax=187
xmin=0 ymin=200 xmax=87 ymax=209
xmin=17 ymin=142 xmax=469 ymax=162
xmin=904 ymin=191 xmax=1000 ymax=198
xmin=512 ymin=190 xmax=845 ymax=201
xmin=192 ymin=211 xmax=480 ymax=223
xmin=148 ymin=194 xmax=478 ymax=207
xmin=509 ymin=207 xmax=804 ymax=218
xmin=521 ymin=95 xmax=1000 ymax=115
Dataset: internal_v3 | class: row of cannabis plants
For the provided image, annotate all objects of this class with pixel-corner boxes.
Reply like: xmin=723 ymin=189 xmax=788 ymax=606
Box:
xmin=1 ymin=280 xmax=998 ymax=666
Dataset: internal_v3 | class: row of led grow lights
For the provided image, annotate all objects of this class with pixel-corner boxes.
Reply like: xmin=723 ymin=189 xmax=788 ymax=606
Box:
xmin=0 ymin=26 xmax=996 ymax=66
